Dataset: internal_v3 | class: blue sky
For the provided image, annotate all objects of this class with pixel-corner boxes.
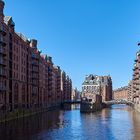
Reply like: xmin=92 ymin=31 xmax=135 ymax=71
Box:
xmin=4 ymin=0 xmax=140 ymax=90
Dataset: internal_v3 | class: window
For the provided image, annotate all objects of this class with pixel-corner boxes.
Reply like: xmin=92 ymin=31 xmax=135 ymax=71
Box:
xmin=89 ymin=99 xmax=92 ymax=102
xmin=14 ymin=83 xmax=19 ymax=105
xmin=22 ymin=84 xmax=25 ymax=105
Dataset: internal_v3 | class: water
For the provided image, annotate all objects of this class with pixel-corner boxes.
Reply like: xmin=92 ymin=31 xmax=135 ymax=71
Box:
xmin=0 ymin=104 xmax=140 ymax=140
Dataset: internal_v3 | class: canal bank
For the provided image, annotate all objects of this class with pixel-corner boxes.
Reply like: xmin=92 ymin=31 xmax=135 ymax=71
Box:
xmin=0 ymin=103 xmax=62 ymax=123
xmin=0 ymin=104 xmax=140 ymax=140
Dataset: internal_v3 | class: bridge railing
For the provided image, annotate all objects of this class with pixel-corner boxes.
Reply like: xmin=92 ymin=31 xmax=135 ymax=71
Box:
xmin=104 ymin=100 xmax=134 ymax=105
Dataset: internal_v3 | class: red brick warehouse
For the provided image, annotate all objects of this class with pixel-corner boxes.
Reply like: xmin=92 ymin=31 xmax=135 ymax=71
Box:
xmin=0 ymin=0 xmax=72 ymax=112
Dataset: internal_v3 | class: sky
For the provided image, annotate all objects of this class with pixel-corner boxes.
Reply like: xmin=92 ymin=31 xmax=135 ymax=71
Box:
xmin=4 ymin=0 xmax=140 ymax=90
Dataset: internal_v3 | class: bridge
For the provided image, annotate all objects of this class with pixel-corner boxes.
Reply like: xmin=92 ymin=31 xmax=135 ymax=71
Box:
xmin=63 ymin=99 xmax=134 ymax=106
xmin=103 ymin=100 xmax=134 ymax=106
xmin=63 ymin=100 xmax=81 ymax=104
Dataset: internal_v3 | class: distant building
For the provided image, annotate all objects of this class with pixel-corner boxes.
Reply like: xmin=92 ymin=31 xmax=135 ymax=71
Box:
xmin=81 ymin=74 xmax=112 ymax=102
xmin=81 ymin=74 xmax=113 ymax=112
xmin=71 ymin=88 xmax=80 ymax=101
xmin=113 ymin=86 xmax=128 ymax=101
xmin=61 ymin=71 xmax=72 ymax=101
xmin=130 ymin=43 xmax=140 ymax=112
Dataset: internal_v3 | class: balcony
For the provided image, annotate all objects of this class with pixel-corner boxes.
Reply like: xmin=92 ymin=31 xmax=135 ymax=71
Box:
xmin=32 ymin=67 xmax=39 ymax=73
xmin=32 ymin=77 xmax=38 ymax=80
xmin=0 ymin=84 xmax=6 ymax=91
xmin=32 ymin=92 xmax=37 ymax=96
xmin=136 ymin=88 xmax=139 ymax=91
xmin=32 ymin=74 xmax=38 ymax=79
xmin=32 ymin=80 xmax=38 ymax=85
xmin=133 ymin=93 xmax=139 ymax=98
xmin=32 ymin=54 xmax=39 ymax=60
xmin=135 ymin=71 xmax=139 ymax=74
xmin=0 ymin=69 xmax=6 ymax=77
xmin=0 ymin=26 xmax=6 ymax=36
xmin=32 ymin=61 xmax=38 ymax=66
xmin=0 ymin=46 xmax=6 ymax=56
xmin=133 ymin=86 xmax=137 ymax=89
xmin=0 ymin=59 xmax=6 ymax=66
xmin=48 ymin=73 xmax=53 ymax=77
xmin=133 ymin=77 xmax=139 ymax=80
xmin=0 ymin=37 xmax=6 ymax=46
xmin=135 ymin=82 xmax=140 ymax=85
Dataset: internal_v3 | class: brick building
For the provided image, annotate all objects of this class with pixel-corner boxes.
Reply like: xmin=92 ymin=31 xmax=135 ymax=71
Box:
xmin=130 ymin=43 xmax=140 ymax=111
xmin=71 ymin=88 xmax=80 ymax=101
xmin=113 ymin=86 xmax=128 ymax=101
xmin=0 ymin=0 xmax=72 ymax=113
xmin=128 ymin=80 xmax=133 ymax=101
xmin=61 ymin=71 xmax=72 ymax=101
xmin=81 ymin=74 xmax=112 ymax=102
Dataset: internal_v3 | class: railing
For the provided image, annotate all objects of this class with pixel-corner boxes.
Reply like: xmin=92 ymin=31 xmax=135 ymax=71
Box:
xmin=103 ymin=100 xmax=134 ymax=105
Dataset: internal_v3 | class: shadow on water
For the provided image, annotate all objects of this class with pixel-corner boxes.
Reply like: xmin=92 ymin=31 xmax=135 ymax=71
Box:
xmin=0 ymin=110 xmax=64 ymax=140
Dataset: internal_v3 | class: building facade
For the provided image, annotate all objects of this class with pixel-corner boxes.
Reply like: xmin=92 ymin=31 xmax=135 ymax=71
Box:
xmin=0 ymin=0 xmax=72 ymax=113
xmin=61 ymin=71 xmax=72 ymax=101
xmin=113 ymin=86 xmax=128 ymax=101
xmin=130 ymin=43 xmax=140 ymax=112
xmin=71 ymin=88 xmax=80 ymax=101
xmin=81 ymin=74 xmax=112 ymax=112
xmin=128 ymin=80 xmax=133 ymax=101
xmin=81 ymin=74 xmax=112 ymax=102
xmin=124 ymin=43 xmax=140 ymax=112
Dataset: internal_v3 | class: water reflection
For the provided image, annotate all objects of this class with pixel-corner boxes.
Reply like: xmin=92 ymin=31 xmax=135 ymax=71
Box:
xmin=0 ymin=110 xmax=64 ymax=140
xmin=131 ymin=109 xmax=140 ymax=140
xmin=0 ymin=105 xmax=140 ymax=140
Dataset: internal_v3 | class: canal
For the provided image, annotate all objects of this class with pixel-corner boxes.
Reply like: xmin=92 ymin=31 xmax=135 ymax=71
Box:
xmin=0 ymin=104 xmax=140 ymax=140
